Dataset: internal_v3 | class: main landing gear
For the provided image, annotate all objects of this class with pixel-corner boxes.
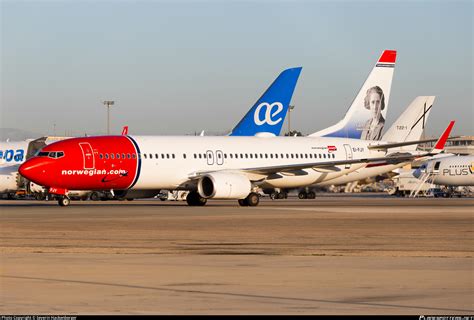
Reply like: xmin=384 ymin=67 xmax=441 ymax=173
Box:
xmin=238 ymin=192 xmax=260 ymax=207
xmin=298 ymin=190 xmax=316 ymax=199
xmin=186 ymin=191 xmax=207 ymax=206
xmin=58 ymin=196 xmax=71 ymax=207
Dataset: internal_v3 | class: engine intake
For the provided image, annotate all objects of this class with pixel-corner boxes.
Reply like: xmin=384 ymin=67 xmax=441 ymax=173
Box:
xmin=197 ymin=172 xmax=251 ymax=199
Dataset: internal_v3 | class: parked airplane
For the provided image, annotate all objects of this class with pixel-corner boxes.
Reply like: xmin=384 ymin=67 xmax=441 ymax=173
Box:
xmin=0 ymin=139 xmax=39 ymax=195
xmin=316 ymin=96 xmax=437 ymax=188
xmin=413 ymin=155 xmax=474 ymax=186
xmin=18 ymin=118 xmax=454 ymax=207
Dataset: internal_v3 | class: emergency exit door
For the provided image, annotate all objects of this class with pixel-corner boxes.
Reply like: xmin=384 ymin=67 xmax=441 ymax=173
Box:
xmin=79 ymin=142 xmax=95 ymax=169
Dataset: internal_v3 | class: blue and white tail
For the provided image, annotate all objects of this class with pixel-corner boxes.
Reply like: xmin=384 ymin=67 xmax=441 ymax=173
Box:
xmin=309 ymin=50 xmax=397 ymax=140
xmin=230 ymin=67 xmax=302 ymax=136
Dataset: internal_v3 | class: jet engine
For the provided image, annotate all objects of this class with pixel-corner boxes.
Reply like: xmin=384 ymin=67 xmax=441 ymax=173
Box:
xmin=197 ymin=172 xmax=251 ymax=199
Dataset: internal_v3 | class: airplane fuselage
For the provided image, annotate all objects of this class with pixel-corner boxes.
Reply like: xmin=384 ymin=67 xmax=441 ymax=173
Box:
xmin=20 ymin=135 xmax=385 ymax=193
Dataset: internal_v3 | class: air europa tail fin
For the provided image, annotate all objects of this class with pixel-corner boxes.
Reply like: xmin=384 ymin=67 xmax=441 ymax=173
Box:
xmin=309 ymin=50 xmax=397 ymax=140
xmin=381 ymin=96 xmax=435 ymax=150
xmin=230 ymin=67 xmax=302 ymax=136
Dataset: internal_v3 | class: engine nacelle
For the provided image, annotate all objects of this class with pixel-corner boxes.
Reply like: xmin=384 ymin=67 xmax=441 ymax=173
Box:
xmin=197 ymin=172 xmax=251 ymax=199
xmin=0 ymin=166 xmax=21 ymax=193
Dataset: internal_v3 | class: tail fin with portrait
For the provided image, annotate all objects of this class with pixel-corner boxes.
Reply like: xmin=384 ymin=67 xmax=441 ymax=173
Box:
xmin=309 ymin=50 xmax=397 ymax=140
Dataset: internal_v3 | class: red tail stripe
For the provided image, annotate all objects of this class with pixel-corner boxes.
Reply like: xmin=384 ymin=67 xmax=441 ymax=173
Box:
xmin=434 ymin=121 xmax=455 ymax=150
xmin=378 ymin=50 xmax=397 ymax=63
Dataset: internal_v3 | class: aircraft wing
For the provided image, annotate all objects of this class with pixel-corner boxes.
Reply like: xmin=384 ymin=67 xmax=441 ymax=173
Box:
xmin=239 ymin=153 xmax=422 ymax=175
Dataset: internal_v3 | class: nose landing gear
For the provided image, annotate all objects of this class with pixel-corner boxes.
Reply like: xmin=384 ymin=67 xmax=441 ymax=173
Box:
xmin=58 ymin=196 xmax=71 ymax=207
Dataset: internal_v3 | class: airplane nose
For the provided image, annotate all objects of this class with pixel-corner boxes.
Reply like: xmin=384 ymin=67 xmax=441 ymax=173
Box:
xmin=19 ymin=157 xmax=50 ymax=184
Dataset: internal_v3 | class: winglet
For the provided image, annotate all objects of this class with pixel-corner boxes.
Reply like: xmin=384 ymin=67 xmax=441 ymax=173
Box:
xmin=432 ymin=121 xmax=455 ymax=153
xmin=122 ymin=126 xmax=129 ymax=135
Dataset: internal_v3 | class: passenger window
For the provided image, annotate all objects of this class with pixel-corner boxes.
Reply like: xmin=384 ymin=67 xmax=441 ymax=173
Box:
xmin=194 ymin=154 xmax=197 ymax=159
xmin=105 ymin=154 xmax=109 ymax=159
xmin=166 ymin=154 xmax=170 ymax=159
xmin=183 ymin=153 xmax=186 ymax=159
xmin=305 ymin=154 xmax=308 ymax=158
xmin=265 ymin=154 xmax=268 ymax=159
xmin=270 ymin=154 xmax=273 ymax=159
xmin=100 ymin=154 xmax=103 ymax=159
xmin=127 ymin=154 xmax=131 ymax=159
xmin=291 ymin=154 xmax=294 ymax=158
xmin=199 ymin=154 xmax=202 ymax=159
xmin=245 ymin=154 xmax=248 ymax=159
xmin=275 ymin=154 xmax=278 ymax=159
xmin=155 ymin=154 xmax=158 ymax=159
xmin=309 ymin=154 xmax=313 ymax=159
xmin=260 ymin=154 xmax=263 ymax=158
xmin=132 ymin=154 xmax=136 ymax=159
xmin=295 ymin=154 xmax=299 ymax=159
xmin=255 ymin=154 xmax=258 ymax=158
xmin=143 ymin=154 xmax=147 ymax=159
xmin=111 ymin=154 xmax=115 ymax=159
xmin=323 ymin=154 xmax=326 ymax=158
xmin=117 ymin=153 xmax=120 ymax=159
xmin=224 ymin=154 xmax=227 ymax=159
xmin=230 ymin=154 xmax=233 ymax=159
xmin=172 ymin=154 xmax=175 ymax=159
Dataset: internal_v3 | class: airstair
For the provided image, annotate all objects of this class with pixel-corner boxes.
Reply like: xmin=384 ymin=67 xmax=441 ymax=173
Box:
xmin=409 ymin=171 xmax=435 ymax=197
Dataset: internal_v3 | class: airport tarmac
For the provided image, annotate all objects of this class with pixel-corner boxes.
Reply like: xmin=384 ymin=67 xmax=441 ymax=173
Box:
xmin=1 ymin=195 xmax=473 ymax=314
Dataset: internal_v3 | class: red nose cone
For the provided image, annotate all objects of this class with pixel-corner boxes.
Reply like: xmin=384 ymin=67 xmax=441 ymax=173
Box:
xmin=19 ymin=157 xmax=50 ymax=185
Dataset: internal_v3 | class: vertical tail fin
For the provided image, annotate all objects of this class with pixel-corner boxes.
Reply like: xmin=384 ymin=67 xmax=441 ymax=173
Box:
xmin=431 ymin=121 xmax=455 ymax=154
xmin=230 ymin=67 xmax=302 ymax=136
xmin=309 ymin=50 xmax=397 ymax=139
xmin=381 ymin=96 xmax=435 ymax=150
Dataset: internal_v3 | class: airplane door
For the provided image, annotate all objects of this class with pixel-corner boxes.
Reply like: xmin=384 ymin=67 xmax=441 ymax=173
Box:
xmin=206 ymin=150 xmax=214 ymax=165
xmin=343 ymin=144 xmax=352 ymax=169
xmin=433 ymin=161 xmax=441 ymax=174
xmin=216 ymin=150 xmax=224 ymax=165
xmin=79 ymin=142 xmax=95 ymax=169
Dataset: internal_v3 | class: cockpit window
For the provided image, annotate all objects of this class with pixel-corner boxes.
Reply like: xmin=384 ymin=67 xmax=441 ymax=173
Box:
xmin=36 ymin=151 xmax=65 ymax=159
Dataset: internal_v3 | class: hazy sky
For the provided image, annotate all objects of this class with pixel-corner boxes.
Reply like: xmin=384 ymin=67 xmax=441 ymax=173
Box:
xmin=1 ymin=0 xmax=473 ymax=137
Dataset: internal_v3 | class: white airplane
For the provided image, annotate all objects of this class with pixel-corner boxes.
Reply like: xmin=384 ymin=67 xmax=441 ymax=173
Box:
xmin=18 ymin=119 xmax=454 ymax=206
xmin=316 ymin=96 xmax=437 ymax=188
xmin=0 ymin=137 xmax=70 ymax=196
xmin=413 ymin=155 xmax=474 ymax=186
xmin=0 ymin=139 xmax=32 ymax=195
